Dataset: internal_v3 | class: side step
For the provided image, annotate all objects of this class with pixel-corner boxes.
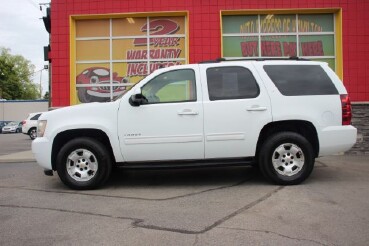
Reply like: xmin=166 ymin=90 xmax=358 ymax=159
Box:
xmin=116 ymin=157 xmax=255 ymax=170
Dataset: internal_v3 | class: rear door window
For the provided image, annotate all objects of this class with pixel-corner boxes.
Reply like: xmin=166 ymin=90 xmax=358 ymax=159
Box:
xmin=263 ymin=65 xmax=338 ymax=96
xmin=206 ymin=66 xmax=259 ymax=100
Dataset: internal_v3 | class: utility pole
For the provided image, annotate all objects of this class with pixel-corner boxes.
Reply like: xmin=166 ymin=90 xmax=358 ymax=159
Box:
xmin=39 ymin=69 xmax=43 ymax=98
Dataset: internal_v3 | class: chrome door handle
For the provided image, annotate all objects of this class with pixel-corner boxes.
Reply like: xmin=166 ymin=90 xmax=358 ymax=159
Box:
xmin=177 ymin=110 xmax=199 ymax=115
xmin=246 ymin=106 xmax=267 ymax=111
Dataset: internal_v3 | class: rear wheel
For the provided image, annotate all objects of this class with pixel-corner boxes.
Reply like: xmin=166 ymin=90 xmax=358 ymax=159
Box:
xmin=56 ymin=137 xmax=112 ymax=190
xmin=29 ymin=128 xmax=37 ymax=140
xmin=259 ymin=132 xmax=315 ymax=185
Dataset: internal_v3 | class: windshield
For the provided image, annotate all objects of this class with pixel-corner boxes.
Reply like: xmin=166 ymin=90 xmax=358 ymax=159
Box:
xmin=7 ymin=122 xmax=18 ymax=126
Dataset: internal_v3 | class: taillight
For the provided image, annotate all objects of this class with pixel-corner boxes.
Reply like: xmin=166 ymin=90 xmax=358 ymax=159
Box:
xmin=340 ymin=94 xmax=352 ymax=125
xmin=21 ymin=120 xmax=26 ymax=125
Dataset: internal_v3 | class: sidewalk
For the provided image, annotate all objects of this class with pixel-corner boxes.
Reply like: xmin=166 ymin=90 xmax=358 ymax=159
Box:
xmin=0 ymin=150 xmax=35 ymax=163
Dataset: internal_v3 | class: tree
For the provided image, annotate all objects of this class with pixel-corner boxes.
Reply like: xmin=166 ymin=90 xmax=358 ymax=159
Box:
xmin=0 ymin=47 xmax=40 ymax=100
xmin=43 ymin=91 xmax=49 ymax=99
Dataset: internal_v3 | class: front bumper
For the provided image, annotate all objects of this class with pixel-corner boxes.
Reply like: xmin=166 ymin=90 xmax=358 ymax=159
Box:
xmin=2 ymin=129 xmax=16 ymax=133
xmin=319 ymin=125 xmax=357 ymax=156
xmin=32 ymin=137 xmax=53 ymax=170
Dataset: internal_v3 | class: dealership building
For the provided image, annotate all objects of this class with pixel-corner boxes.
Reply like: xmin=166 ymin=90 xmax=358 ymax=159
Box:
xmin=44 ymin=0 xmax=368 ymax=153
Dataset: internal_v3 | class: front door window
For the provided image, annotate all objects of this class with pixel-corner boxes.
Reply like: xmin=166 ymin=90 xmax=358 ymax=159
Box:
xmin=141 ymin=69 xmax=196 ymax=104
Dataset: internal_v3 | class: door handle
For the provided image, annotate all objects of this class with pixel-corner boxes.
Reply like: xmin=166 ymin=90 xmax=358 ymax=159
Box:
xmin=246 ymin=106 xmax=267 ymax=111
xmin=177 ymin=109 xmax=199 ymax=115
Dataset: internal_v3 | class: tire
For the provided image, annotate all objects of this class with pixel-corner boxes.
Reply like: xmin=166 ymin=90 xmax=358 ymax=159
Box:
xmin=258 ymin=132 xmax=315 ymax=185
xmin=16 ymin=128 xmax=20 ymax=133
xmin=56 ymin=137 xmax=112 ymax=190
xmin=29 ymin=128 xmax=37 ymax=140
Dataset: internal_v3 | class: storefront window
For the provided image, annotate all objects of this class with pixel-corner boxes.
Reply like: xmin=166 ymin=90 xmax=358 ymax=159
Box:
xmin=260 ymin=36 xmax=297 ymax=57
xmin=74 ymin=16 xmax=187 ymax=104
xmin=222 ymin=13 xmax=336 ymax=69
xmin=223 ymin=36 xmax=259 ymax=58
xmin=223 ymin=15 xmax=259 ymax=34
xmin=260 ymin=14 xmax=295 ymax=33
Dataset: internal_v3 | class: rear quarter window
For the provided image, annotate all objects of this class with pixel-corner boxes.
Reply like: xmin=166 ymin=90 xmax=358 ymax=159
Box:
xmin=30 ymin=114 xmax=41 ymax=120
xmin=263 ymin=65 xmax=338 ymax=96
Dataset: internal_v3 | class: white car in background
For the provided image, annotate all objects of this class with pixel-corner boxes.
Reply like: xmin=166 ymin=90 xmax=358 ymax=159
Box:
xmin=22 ymin=112 xmax=43 ymax=140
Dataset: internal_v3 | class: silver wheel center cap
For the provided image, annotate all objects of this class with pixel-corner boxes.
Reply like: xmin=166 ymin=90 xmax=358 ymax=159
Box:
xmin=272 ymin=143 xmax=305 ymax=177
xmin=66 ymin=149 xmax=98 ymax=182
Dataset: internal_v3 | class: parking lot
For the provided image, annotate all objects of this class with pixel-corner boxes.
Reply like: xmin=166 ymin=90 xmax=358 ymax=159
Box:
xmin=0 ymin=134 xmax=368 ymax=245
xmin=0 ymin=133 xmax=32 ymax=156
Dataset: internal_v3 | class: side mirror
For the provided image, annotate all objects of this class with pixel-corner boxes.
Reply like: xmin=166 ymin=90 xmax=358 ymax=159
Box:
xmin=129 ymin=88 xmax=147 ymax=106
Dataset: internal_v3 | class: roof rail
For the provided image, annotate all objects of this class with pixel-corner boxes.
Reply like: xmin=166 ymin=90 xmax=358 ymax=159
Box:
xmin=198 ymin=58 xmax=226 ymax=64
xmin=199 ymin=56 xmax=310 ymax=64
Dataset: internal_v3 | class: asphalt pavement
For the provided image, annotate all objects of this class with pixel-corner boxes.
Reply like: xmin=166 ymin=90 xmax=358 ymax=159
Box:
xmin=0 ymin=133 xmax=34 ymax=162
xmin=0 ymin=133 xmax=32 ymax=156
xmin=0 ymin=133 xmax=368 ymax=245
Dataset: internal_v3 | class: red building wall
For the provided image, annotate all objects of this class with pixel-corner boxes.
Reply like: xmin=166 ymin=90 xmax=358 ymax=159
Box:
xmin=50 ymin=0 xmax=369 ymax=107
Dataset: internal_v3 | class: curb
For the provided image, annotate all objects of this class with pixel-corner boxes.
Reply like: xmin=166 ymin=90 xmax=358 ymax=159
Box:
xmin=0 ymin=159 xmax=36 ymax=163
xmin=0 ymin=151 xmax=36 ymax=163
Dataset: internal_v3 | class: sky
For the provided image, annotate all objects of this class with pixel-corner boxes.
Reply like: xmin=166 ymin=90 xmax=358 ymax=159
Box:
xmin=0 ymin=0 xmax=50 ymax=96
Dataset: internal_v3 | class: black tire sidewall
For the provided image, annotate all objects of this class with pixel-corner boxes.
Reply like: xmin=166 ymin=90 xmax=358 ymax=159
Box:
xmin=56 ymin=137 xmax=112 ymax=190
xmin=29 ymin=128 xmax=36 ymax=140
xmin=259 ymin=132 xmax=315 ymax=185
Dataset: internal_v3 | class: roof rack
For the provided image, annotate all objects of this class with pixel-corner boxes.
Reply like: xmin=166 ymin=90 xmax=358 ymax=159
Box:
xmin=199 ymin=56 xmax=310 ymax=64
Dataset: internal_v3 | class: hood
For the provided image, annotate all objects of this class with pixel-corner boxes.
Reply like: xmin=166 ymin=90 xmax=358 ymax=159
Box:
xmin=40 ymin=101 xmax=119 ymax=121
xmin=40 ymin=101 xmax=121 ymax=138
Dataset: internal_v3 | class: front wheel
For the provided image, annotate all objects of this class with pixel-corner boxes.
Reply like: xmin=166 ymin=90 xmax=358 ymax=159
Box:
xmin=56 ymin=137 xmax=112 ymax=190
xmin=258 ymin=132 xmax=315 ymax=185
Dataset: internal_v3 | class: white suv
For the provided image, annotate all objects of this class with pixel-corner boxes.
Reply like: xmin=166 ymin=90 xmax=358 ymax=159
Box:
xmin=22 ymin=112 xmax=43 ymax=140
xmin=32 ymin=59 xmax=357 ymax=189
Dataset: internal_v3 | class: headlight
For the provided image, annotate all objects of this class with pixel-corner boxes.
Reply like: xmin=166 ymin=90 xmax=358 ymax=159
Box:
xmin=37 ymin=120 xmax=47 ymax=137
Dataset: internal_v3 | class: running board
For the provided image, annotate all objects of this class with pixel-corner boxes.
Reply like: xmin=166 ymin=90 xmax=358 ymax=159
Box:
xmin=116 ymin=157 xmax=255 ymax=170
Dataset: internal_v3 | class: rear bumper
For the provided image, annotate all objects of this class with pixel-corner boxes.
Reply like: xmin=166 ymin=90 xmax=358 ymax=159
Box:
xmin=32 ymin=137 xmax=52 ymax=170
xmin=319 ymin=125 xmax=357 ymax=156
